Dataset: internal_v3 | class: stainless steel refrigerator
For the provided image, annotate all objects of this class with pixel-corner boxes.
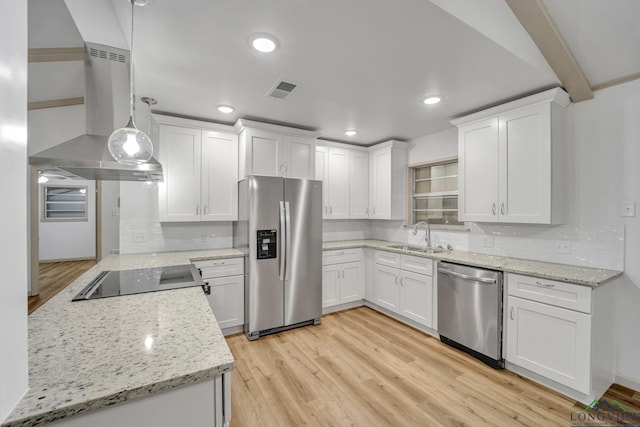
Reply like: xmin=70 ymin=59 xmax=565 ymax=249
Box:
xmin=234 ymin=176 xmax=323 ymax=340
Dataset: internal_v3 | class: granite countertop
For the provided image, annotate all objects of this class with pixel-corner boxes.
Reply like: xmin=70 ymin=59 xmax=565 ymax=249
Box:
xmin=323 ymin=239 xmax=622 ymax=287
xmin=3 ymin=249 xmax=242 ymax=427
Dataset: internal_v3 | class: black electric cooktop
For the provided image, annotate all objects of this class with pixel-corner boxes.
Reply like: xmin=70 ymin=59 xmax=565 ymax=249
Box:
xmin=71 ymin=264 xmax=203 ymax=301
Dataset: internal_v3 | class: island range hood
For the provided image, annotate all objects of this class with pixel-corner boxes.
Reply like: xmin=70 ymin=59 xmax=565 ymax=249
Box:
xmin=29 ymin=43 xmax=163 ymax=182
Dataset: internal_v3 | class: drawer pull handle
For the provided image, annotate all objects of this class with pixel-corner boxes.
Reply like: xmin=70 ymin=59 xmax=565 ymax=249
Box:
xmin=337 ymin=251 xmax=344 ymax=255
xmin=213 ymin=261 xmax=226 ymax=266
xmin=501 ymin=203 xmax=505 ymax=215
xmin=491 ymin=203 xmax=496 ymax=215
xmin=510 ymin=306 xmax=514 ymax=320
xmin=535 ymin=281 xmax=555 ymax=288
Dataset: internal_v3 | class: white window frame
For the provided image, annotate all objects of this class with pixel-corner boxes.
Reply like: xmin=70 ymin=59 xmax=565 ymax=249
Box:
xmin=406 ymin=156 xmax=465 ymax=229
xmin=41 ymin=184 xmax=89 ymax=222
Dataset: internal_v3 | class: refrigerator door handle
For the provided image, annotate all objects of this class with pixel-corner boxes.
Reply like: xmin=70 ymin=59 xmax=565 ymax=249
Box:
xmin=285 ymin=201 xmax=292 ymax=280
xmin=279 ymin=201 xmax=286 ymax=280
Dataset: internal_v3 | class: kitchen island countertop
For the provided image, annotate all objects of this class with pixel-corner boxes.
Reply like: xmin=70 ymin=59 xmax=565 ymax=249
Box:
xmin=2 ymin=249 xmax=241 ymax=427
xmin=323 ymin=239 xmax=622 ymax=287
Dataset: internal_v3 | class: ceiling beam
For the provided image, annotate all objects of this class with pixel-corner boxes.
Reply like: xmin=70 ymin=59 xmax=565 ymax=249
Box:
xmin=28 ymin=97 xmax=84 ymax=111
xmin=591 ymin=72 xmax=640 ymax=92
xmin=28 ymin=47 xmax=84 ymax=63
xmin=504 ymin=0 xmax=593 ymax=102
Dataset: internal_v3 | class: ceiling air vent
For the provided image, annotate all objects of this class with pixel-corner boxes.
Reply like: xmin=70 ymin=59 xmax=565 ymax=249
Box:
xmin=267 ymin=80 xmax=298 ymax=99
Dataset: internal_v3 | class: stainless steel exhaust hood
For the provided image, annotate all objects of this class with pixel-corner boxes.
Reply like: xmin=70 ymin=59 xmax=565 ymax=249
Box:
xmin=29 ymin=43 xmax=163 ymax=182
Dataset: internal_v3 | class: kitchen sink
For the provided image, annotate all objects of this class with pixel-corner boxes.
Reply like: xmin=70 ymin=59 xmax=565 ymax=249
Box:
xmin=388 ymin=244 xmax=446 ymax=254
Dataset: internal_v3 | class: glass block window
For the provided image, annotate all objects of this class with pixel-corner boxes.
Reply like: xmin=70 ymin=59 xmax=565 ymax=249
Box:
xmin=42 ymin=185 xmax=88 ymax=221
xmin=409 ymin=159 xmax=462 ymax=226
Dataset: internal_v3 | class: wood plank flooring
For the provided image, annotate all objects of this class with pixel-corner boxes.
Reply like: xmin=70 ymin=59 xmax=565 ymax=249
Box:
xmin=226 ymin=307 xmax=640 ymax=427
xmin=28 ymin=259 xmax=96 ymax=314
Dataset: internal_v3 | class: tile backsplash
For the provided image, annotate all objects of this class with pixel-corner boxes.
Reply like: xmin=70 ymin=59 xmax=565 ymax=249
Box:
xmin=368 ymin=220 xmax=624 ymax=271
xmin=121 ymin=218 xmax=624 ymax=271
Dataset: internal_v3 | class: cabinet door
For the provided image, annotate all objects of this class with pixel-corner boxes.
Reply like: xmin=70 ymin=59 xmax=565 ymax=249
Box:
xmin=369 ymin=148 xmax=391 ymax=219
xmin=499 ymin=104 xmax=551 ymax=223
xmin=326 ymin=148 xmax=349 ymax=219
xmin=158 ymin=125 xmax=202 ymax=222
xmin=201 ymin=131 xmax=238 ymax=221
xmin=282 ymin=135 xmax=315 ymax=179
xmin=322 ymin=264 xmax=340 ymax=308
xmin=506 ymin=296 xmax=591 ymax=393
xmin=248 ymin=129 xmax=282 ymax=177
xmin=399 ymin=271 xmax=433 ymax=327
xmin=205 ymin=275 xmax=245 ymax=329
xmin=340 ymin=262 xmax=363 ymax=304
xmin=349 ymin=151 xmax=369 ymax=218
xmin=458 ymin=118 xmax=499 ymax=222
xmin=373 ymin=264 xmax=399 ymax=311
xmin=315 ymin=146 xmax=329 ymax=218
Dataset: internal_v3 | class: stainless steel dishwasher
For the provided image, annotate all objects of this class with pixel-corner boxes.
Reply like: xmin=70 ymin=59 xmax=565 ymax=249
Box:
xmin=437 ymin=262 xmax=504 ymax=368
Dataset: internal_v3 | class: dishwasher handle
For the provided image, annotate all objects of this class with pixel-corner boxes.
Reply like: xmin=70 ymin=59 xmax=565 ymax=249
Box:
xmin=438 ymin=268 xmax=497 ymax=284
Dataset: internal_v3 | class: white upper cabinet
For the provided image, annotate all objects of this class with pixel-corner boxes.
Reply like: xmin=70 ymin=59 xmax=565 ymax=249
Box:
xmin=452 ymin=88 xmax=571 ymax=224
xmin=349 ymin=151 xmax=369 ymax=218
xmin=368 ymin=140 xmax=408 ymax=220
xmin=316 ymin=143 xmax=369 ymax=219
xmin=236 ymin=119 xmax=317 ymax=180
xmin=157 ymin=116 xmax=238 ymax=222
xmin=201 ymin=131 xmax=238 ymax=221
xmin=326 ymin=147 xmax=349 ymax=219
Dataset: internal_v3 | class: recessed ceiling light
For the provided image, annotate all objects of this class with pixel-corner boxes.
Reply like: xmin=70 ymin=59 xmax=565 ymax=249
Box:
xmin=345 ymin=129 xmax=358 ymax=137
xmin=423 ymin=95 xmax=443 ymax=105
xmin=250 ymin=35 xmax=278 ymax=53
xmin=217 ymin=105 xmax=235 ymax=114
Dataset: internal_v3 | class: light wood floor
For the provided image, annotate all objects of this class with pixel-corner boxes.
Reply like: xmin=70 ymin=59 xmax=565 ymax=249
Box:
xmin=226 ymin=307 xmax=640 ymax=427
xmin=28 ymin=259 xmax=96 ymax=314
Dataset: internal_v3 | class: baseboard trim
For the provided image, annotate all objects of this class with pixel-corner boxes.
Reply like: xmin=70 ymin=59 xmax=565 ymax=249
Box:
xmin=221 ymin=325 xmax=243 ymax=337
xmin=364 ymin=301 xmax=438 ymax=338
xmin=322 ymin=300 xmax=364 ymax=315
xmin=615 ymin=374 xmax=640 ymax=393
xmin=40 ymin=257 xmax=96 ymax=263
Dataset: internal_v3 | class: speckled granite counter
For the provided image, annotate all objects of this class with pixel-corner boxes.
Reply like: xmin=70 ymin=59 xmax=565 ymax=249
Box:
xmin=2 ymin=249 xmax=242 ymax=427
xmin=323 ymin=239 xmax=622 ymax=286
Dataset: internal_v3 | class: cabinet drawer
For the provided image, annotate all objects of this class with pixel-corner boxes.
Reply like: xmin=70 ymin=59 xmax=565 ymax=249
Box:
xmin=400 ymin=254 xmax=433 ymax=276
xmin=375 ymin=250 xmax=400 ymax=267
xmin=507 ymin=273 xmax=592 ymax=314
xmin=192 ymin=257 xmax=244 ymax=279
xmin=323 ymin=248 xmax=363 ymax=265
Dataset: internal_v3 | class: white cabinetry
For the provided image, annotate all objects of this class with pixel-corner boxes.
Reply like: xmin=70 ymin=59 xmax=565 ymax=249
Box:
xmin=372 ymin=251 xmax=433 ymax=327
xmin=322 ymin=249 xmax=363 ymax=309
xmin=349 ymin=151 xmax=369 ymax=218
xmin=505 ymin=273 xmax=616 ymax=403
xmin=193 ymin=257 xmax=244 ymax=334
xmin=236 ymin=119 xmax=317 ymax=180
xmin=368 ymin=140 xmax=408 ymax=220
xmin=452 ymin=88 xmax=570 ymax=224
xmin=157 ymin=116 xmax=238 ymax=222
xmin=315 ymin=143 xmax=369 ymax=219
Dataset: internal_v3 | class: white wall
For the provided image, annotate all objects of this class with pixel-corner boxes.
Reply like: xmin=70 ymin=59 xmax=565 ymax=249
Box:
xmin=100 ymin=180 xmax=120 ymax=258
xmin=0 ymin=0 xmax=29 ymax=421
xmin=39 ymin=178 xmax=96 ymax=261
xmin=572 ymin=80 xmax=640 ymax=387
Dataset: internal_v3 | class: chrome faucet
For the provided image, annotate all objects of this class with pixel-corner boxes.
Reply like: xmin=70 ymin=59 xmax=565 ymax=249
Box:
xmin=413 ymin=221 xmax=432 ymax=251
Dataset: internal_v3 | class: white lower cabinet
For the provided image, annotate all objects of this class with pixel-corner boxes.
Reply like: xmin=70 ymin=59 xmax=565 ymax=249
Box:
xmin=372 ymin=251 xmax=433 ymax=328
xmin=505 ymin=273 xmax=615 ymax=402
xmin=322 ymin=249 xmax=363 ymax=309
xmin=506 ymin=296 xmax=591 ymax=393
xmin=193 ymin=257 xmax=244 ymax=334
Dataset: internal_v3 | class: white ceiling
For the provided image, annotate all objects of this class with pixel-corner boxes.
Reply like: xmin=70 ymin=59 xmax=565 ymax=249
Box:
xmin=34 ymin=0 xmax=639 ymax=145
xmin=106 ymin=0 xmax=559 ymax=145
xmin=542 ymin=0 xmax=640 ymax=86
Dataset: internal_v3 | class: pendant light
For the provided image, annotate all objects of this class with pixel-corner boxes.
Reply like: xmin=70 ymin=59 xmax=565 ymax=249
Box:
xmin=108 ymin=0 xmax=153 ymax=165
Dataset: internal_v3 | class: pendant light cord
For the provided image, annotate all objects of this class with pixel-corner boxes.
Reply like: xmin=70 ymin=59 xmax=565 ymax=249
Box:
xmin=129 ymin=0 xmax=136 ymax=120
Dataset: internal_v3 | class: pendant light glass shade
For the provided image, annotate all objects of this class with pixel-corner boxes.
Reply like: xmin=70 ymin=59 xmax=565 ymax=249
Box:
xmin=108 ymin=117 xmax=153 ymax=165
xmin=108 ymin=0 xmax=153 ymax=165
